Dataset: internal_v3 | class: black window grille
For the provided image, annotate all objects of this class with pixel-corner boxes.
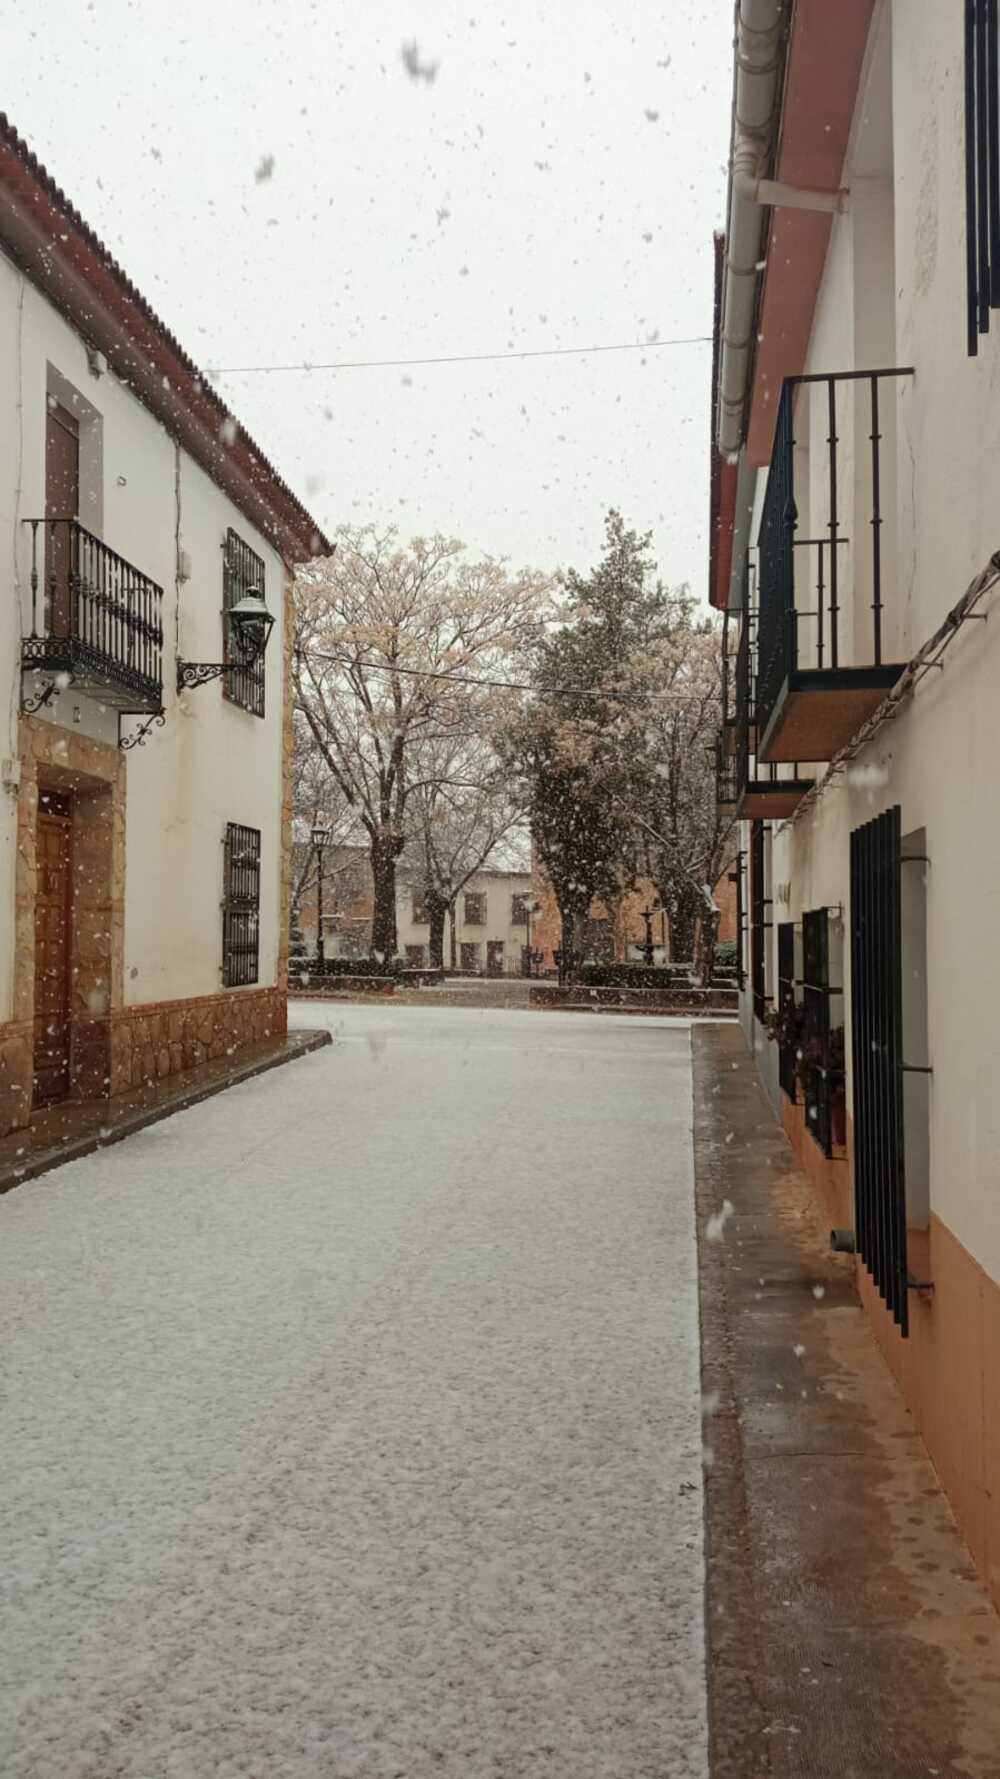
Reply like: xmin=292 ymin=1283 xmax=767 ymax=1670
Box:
xmin=750 ymin=820 xmax=771 ymax=1022
xmin=850 ymin=805 xmax=909 ymax=1335
xmin=223 ymin=529 xmax=266 ymax=717
xmin=222 ymin=822 xmax=261 ymax=987
xmin=777 ymin=921 xmax=797 ymax=1102
xmin=965 ymin=0 xmax=1000 ymax=354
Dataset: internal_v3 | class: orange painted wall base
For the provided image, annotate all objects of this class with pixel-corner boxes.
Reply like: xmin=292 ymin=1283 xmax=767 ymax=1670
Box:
xmin=779 ymin=1086 xmax=1000 ymax=1617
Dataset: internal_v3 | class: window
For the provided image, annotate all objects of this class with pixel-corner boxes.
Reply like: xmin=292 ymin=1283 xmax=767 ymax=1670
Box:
xmin=223 ymin=528 xmax=266 ymax=717
xmin=405 ymin=944 xmax=426 ymax=968
xmin=222 ymin=823 xmax=260 ymax=987
xmin=964 ymin=0 xmax=1000 ymax=356
xmin=460 ymin=942 xmax=481 ymax=972
xmin=411 ymin=891 xmax=429 ymax=924
xmin=464 ymin=891 xmax=486 ymax=925
xmin=510 ymin=893 xmax=530 ymax=925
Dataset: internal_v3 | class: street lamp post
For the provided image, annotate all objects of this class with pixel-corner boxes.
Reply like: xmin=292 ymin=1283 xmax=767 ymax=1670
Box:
xmin=523 ymin=898 xmax=543 ymax=977
xmin=640 ymin=904 xmax=659 ymax=967
xmin=311 ymin=827 xmax=332 ymax=966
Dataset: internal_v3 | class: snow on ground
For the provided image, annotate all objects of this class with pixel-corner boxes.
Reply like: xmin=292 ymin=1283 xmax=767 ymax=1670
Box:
xmin=1 ymin=1003 xmax=707 ymax=1779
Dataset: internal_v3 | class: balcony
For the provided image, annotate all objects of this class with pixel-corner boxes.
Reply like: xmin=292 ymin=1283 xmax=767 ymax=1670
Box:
xmin=731 ymin=601 xmax=813 ymax=819
xmin=21 ymin=518 xmax=164 ymax=713
xmin=755 ymin=368 xmax=913 ymax=764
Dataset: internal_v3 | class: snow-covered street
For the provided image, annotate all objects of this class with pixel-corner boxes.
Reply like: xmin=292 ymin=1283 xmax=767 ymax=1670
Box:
xmin=1 ymin=1002 xmax=707 ymax=1779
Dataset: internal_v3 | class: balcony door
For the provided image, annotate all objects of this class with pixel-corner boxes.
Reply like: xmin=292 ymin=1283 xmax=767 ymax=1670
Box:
xmin=33 ymin=790 xmax=74 ymax=1107
xmin=45 ymin=401 xmax=79 ymax=636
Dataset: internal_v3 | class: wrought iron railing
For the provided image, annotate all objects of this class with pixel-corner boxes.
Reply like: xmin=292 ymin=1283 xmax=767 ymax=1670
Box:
xmin=756 ymin=368 xmax=914 ymax=747
xmin=21 ymin=518 xmax=163 ymax=711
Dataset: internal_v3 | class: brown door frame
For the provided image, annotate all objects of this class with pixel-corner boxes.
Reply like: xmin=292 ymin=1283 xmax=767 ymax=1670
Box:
xmin=33 ymin=789 xmax=74 ymax=1106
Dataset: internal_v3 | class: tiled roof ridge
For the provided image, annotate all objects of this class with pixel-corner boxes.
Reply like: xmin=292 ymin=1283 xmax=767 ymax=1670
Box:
xmin=0 ymin=111 xmax=331 ymax=557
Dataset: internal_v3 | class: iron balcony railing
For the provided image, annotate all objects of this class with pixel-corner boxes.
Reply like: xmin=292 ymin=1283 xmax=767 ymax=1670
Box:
xmin=21 ymin=518 xmax=164 ymax=712
xmin=755 ymin=367 xmax=914 ymax=751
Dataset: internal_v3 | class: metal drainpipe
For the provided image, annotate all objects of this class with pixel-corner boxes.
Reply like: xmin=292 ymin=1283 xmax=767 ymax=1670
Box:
xmin=717 ymin=2 xmax=850 ymax=459
xmin=717 ymin=0 xmax=785 ymax=459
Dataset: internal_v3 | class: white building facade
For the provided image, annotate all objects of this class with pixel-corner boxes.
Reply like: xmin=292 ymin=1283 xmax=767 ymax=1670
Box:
xmin=714 ymin=1 xmax=1000 ymax=1614
xmin=0 ymin=117 xmax=327 ymax=1137
xmin=397 ymin=868 xmax=536 ymax=975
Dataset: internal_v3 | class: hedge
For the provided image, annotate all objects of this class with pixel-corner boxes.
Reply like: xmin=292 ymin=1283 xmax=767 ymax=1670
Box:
xmin=578 ymin=963 xmax=695 ymax=990
xmin=714 ymin=941 xmax=737 ymax=968
xmin=306 ymin=956 xmax=402 ymax=979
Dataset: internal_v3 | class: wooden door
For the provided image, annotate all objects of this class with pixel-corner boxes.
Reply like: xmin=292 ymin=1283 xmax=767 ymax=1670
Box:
xmin=33 ymin=791 xmax=73 ymax=1106
xmin=486 ymin=941 xmax=505 ymax=977
xmin=45 ymin=402 xmax=80 ymax=636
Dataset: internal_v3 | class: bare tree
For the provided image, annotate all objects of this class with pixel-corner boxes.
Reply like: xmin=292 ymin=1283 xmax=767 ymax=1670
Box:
xmin=289 ymin=716 xmax=357 ymax=929
xmin=408 ymin=736 xmax=526 ymax=969
xmin=620 ymin=627 xmax=735 ymax=978
xmin=294 ymin=527 xmax=547 ymax=958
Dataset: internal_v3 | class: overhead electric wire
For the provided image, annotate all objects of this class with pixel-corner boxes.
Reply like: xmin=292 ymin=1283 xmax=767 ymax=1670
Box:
xmin=305 ymin=648 xmax=714 ymax=703
xmin=208 ymin=334 xmax=713 ymax=376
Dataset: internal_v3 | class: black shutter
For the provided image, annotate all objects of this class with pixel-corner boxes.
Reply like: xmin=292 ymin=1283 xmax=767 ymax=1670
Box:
xmin=850 ymin=806 xmax=908 ymax=1334
xmin=750 ymin=820 xmax=771 ymax=1022
xmin=966 ymin=0 xmax=1000 ymax=354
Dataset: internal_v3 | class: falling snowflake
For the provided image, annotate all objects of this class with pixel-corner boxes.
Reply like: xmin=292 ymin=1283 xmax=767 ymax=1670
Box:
xmin=401 ymin=40 xmax=439 ymax=84
xmin=254 ymin=154 xmax=275 ymax=183
xmin=705 ymin=1199 xmax=735 ymax=1243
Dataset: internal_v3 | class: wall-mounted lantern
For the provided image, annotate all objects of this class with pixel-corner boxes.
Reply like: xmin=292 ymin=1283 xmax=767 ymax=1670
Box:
xmin=176 ymin=592 xmax=275 ymax=693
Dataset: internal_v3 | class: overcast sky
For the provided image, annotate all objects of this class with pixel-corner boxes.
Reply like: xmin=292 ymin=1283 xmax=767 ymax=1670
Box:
xmin=7 ymin=1 xmax=733 ymax=601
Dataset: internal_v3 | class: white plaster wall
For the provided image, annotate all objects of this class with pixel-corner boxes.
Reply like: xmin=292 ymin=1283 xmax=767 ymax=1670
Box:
xmin=0 ymin=249 xmax=287 ymax=1021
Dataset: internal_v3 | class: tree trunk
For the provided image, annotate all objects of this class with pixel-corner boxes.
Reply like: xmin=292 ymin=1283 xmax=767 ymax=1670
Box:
xmin=427 ymin=898 xmax=448 ymax=971
xmin=449 ymin=900 xmax=457 ymax=970
xmin=370 ymin=834 xmax=401 ymax=959
xmin=661 ymin=879 xmax=701 ymax=973
xmin=696 ymin=906 xmax=720 ymax=987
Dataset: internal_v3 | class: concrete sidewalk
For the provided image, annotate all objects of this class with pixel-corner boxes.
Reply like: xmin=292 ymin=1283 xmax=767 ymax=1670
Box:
xmin=693 ymin=1023 xmax=1000 ymax=1779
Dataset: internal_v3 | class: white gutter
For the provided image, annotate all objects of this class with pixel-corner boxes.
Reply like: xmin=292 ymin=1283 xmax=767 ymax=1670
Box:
xmin=716 ymin=2 xmax=849 ymax=458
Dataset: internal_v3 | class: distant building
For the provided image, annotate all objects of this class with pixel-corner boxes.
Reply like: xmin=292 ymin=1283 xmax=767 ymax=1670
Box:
xmin=396 ymin=862 xmax=535 ymax=975
xmin=529 ymin=866 xmax=737 ymax=969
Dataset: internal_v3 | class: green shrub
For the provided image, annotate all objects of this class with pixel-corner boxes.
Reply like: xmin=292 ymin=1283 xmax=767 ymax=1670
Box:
xmin=714 ymin=941 xmax=737 ymax=969
xmin=309 ymin=956 xmax=402 ymax=979
xmin=578 ymin=963 xmax=694 ymax=990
